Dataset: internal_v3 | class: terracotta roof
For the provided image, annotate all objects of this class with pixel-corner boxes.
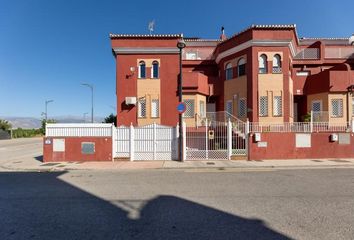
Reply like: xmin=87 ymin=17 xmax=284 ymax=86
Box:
xmin=109 ymin=33 xmax=183 ymax=38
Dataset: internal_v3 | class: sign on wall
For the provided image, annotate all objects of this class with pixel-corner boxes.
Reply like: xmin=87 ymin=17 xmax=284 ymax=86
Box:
xmin=296 ymin=134 xmax=311 ymax=148
xmin=53 ymin=139 xmax=65 ymax=152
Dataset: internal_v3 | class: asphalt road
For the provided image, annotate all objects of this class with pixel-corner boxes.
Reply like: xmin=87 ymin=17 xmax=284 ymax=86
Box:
xmin=1 ymin=168 xmax=354 ymax=240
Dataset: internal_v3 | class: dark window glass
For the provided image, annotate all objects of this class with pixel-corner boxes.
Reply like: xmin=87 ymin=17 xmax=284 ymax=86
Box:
xmin=152 ymin=62 xmax=159 ymax=78
xmin=139 ymin=62 xmax=146 ymax=78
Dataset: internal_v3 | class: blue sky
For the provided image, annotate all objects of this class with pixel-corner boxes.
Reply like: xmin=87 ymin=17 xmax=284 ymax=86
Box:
xmin=0 ymin=0 xmax=353 ymax=118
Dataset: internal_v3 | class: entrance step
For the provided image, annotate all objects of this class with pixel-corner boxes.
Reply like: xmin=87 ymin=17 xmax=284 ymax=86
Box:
xmin=114 ymin=157 xmax=130 ymax=161
xmin=231 ymin=155 xmax=247 ymax=161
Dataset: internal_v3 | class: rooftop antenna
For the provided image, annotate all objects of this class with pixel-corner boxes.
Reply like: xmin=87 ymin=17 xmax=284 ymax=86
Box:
xmin=148 ymin=20 xmax=155 ymax=34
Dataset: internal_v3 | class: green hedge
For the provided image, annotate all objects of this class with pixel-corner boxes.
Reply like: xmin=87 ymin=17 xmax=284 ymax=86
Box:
xmin=11 ymin=128 xmax=43 ymax=138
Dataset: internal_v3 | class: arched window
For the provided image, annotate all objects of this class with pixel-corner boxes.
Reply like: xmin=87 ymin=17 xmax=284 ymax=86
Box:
xmin=272 ymin=54 xmax=282 ymax=73
xmin=151 ymin=61 xmax=159 ymax=78
xmin=138 ymin=61 xmax=146 ymax=78
xmin=259 ymin=54 xmax=267 ymax=74
xmin=237 ymin=58 xmax=246 ymax=76
xmin=225 ymin=63 xmax=233 ymax=80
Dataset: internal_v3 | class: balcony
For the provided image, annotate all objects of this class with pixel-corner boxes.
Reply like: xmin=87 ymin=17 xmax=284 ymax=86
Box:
xmin=272 ymin=67 xmax=282 ymax=73
xmin=183 ymin=72 xmax=211 ymax=95
xmin=325 ymin=48 xmax=354 ymax=59
xmin=294 ymin=48 xmax=320 ymax=60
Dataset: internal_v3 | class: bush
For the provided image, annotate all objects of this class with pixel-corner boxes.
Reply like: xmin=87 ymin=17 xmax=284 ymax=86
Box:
xmin=11 ymin=128 xmax=42 ymax=138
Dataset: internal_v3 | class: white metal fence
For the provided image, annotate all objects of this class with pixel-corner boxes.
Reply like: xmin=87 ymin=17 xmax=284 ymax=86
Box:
xmin=114 ymin=123 xmax=178 ymax=160
xmin=46 ymin=123 xmax=113 ymax=137
xmin=249 ymin=122 xmax=351 ymax=133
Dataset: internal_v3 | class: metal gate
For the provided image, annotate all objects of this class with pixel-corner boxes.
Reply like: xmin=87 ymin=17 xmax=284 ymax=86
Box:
xmin=114 ymin=123 xmax=178 ymax=161
xmin=185 ymin=116 xmax=247 ymax=160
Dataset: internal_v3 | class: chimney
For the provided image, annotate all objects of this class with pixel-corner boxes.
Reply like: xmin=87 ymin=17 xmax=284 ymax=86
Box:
xmin=220 ymin=26 xmax=227 ymax=41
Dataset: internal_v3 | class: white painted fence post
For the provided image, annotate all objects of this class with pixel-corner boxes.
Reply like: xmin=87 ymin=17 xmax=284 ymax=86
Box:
xmin=182 ymin=121 xmax=186 ymax=161
xmin=227 ymin=118 xmax=232 ymax=160
xmin=205 ymin=118 xmax=208 ymax=159
xmin=111 ymin=123 xmax=116 ymax=162
xmin=310 ymin=110 xmax=313 ymax=133
xmin=130 ymin=123 xmax=134 ymax=161
xmin=352 ymin=119 xmax=354 ymax=133
xmin=153 ymin=122 xmax=157 ymax=160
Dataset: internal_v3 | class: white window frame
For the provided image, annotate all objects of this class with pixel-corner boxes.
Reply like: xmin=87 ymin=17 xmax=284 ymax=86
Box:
xmin=151 ymin=61 xmax=159 ymax=79
xmin=199 ymin=101 xmax=205 ymax=118
xmin=138 ymin=61 xmax=146 ymax=79
xmin=258 ymin=54 xmax=267 ymax=74
xmin=259 ymin=96 xmax=268 ymax=117
xmin=225 ymin=63 xmax=233 ymax=80
xmin=331 ymin=99 xmax=343 ymax=118
xmin=311 ymin=100 xmax=322 ymax=112
xmin=151 ymin=99 xmax=159 ymax=118
xmin=237 ymin=58 xmax=246 ymax=77
xmin=186 ymin=52 xmax=197 ymax=60
xmin=183 ymin=99 xmax=195 ymax=118
xmin=138 ymin=98 xmax=146 ymax=118
xmin=273 ymin=96 xmax=282 ymax=117
xmin=238 ymin=98 xmax=247 ymax=117
xmin=226 ymin=100 xmax=233 ymax=115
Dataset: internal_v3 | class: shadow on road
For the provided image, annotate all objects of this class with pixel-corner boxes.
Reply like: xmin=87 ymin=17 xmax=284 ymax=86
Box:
xmin=33 ymin=155 xmax=43 ymax=162
xmin=0 ymin=172 xmax=291 ymax=240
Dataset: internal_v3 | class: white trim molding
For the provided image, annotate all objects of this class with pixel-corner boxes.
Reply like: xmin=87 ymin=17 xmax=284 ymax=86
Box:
xmin=113 ymin=47 xmax=180 ymax=55
xmin=215 ymin=39 xmax=297 ymax=63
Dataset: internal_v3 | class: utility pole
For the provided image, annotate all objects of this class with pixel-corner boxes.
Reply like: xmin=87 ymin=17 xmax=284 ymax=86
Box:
xmin=45 ymin=100 xmax=54 ymax=121
xmin=81 ymin=83 xmax=94 ymax=123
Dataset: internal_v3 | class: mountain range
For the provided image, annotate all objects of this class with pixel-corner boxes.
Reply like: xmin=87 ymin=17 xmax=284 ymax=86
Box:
xmin=1 ymin=116 xmax=105 ymax=129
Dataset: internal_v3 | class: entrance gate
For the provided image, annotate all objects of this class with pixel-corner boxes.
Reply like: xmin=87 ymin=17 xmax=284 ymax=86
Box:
xmin=185 ymin=115 xmax=248 ymax=160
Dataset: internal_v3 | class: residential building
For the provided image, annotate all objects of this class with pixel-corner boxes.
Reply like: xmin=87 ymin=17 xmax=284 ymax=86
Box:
xmin=110 ymin=25 xmax=354 ymax=126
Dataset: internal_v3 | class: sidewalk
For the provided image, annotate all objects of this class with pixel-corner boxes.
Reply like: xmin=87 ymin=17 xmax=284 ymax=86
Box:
xmin=3 ymin=158 xmax=354 ymax=172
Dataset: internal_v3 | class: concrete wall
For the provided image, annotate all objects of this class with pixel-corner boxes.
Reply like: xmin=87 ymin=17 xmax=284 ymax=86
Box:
xmin=248 ymin=132 xmax=354 ymax=160
xmin=43 ymin=137 xmax=112 ymax=162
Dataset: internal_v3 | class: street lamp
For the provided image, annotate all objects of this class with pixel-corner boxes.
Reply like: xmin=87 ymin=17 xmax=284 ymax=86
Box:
xmin=45 ymin=100 xmax=54 ymax=121
xmin=177 ymin=38 xmax=186 ymax=161
xmin=81 ymin=83 xmax=94 ymax=123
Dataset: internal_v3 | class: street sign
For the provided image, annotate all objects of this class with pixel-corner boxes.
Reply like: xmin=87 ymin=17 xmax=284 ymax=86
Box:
xmin=177 ymin=102 xmax=186 ymax=114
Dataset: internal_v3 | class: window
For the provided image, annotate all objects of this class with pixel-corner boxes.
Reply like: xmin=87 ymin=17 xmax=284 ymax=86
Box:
xmin=225 ymin=63 xmax=233 ymax=80
xmin=296 ymin=71 xmax=310 ymax=76
xmin=312 ymin=100 xmax=322 ymax=112
xmin=151 ymin=61 xmax=159 ymax=78
xmin=259 ymin=96 xmax=268 ymax=117
xmin=186 ymin=52 xmax=197 ymax=60
xmin=259 ymin=54 xmax=267 ymax=74
xmin=199 ymin=101 xmax=205 ymax=117
xmin=238 ymin=98 xmax=247 ymax=117
xmin=138 ymin=98 xmax=146 ymax=118
xmin=138 ymin=61 xmax=146 ymax=78
xmin=183 ymin=99 xmax=195 ymax=118
xmin=272 ymin=54 xmax=282 ymax=73
xmin=237 ymin=58 xmax=246 ymax=76
xmin=331 ymin=99 xmax=343 ymax=117
xmin=226 ymin=100 xmax=233 ymax=115
xmin=151 ymin=99 xmax=159 ymax=118
xmin=273 ymin=96 xmax=282 ymax=116
xmin=81 ymin=142 xmax=95 ymax=154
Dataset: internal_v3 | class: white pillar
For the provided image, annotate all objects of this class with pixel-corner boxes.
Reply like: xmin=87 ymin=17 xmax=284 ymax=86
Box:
xmin=182 ymin=121 xmax=186 ymax=161
xmin=227 ymin=118 xmax=232 ymax=160
xmin=111 ymin=123 xmax=116 ymax=162
xmin=205 ymin=118 xmax=208 ymax=159
xmin=130 ymin=123 xmax=134 ymax=161
xmin=153 ymin=122 xmax=157 ymax=160
xmin=310 ymin=110 xmax=313 ymax=133
xmin=352 ymin=119 xmax=354 ymax=133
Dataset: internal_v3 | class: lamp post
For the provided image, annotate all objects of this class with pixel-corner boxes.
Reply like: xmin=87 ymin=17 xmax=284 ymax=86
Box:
xmin=177 ymin=38 xmax=186 ymax=161
xmin=45 ymin=100 xmax=54 ymax=121
xmin=81 ymin=83 xmax=94 ymax=123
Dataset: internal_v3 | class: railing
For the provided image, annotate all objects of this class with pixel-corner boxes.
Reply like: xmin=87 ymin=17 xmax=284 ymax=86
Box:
xmin=249 ymin=122 xmax=351 ymax=133
xmin=294 ymin=48 xmax=320 ymax=60
xmin=325 ymin=48 xmax=354 ymax=59
xmin=206 ymin=111 xmax=244 ymax=125
xmin=272 ymin=67 xmax=282 ymax=73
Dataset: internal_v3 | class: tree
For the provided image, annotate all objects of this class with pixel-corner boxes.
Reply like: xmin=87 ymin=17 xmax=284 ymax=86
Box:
xmin=41 ymin=119 xmax=56 ymax=135
xmin=0 ymin=119 xmax=12 ymax=131
xmin=103 ymin=114 xmax=117 ymax=126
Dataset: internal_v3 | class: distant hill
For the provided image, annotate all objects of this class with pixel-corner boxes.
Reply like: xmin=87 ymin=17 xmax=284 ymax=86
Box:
xmin=1 ymin=116 xmax=105 ymax=129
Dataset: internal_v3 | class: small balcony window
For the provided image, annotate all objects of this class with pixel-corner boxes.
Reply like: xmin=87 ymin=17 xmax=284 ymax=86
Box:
xmin=225 ymin=63 xmax=233 ymax=80
xmin=272 ymin=54 xmax=282 ymax=73
xmin=259 ymin=54 xmax=267 ymax=74
xmin=151 ymin=61 xmax=159 ymax=78
xmin=237 ymin=58 xmax=246 ymax=76
xmin=138 ymin=61 xmax=146 ymax=78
